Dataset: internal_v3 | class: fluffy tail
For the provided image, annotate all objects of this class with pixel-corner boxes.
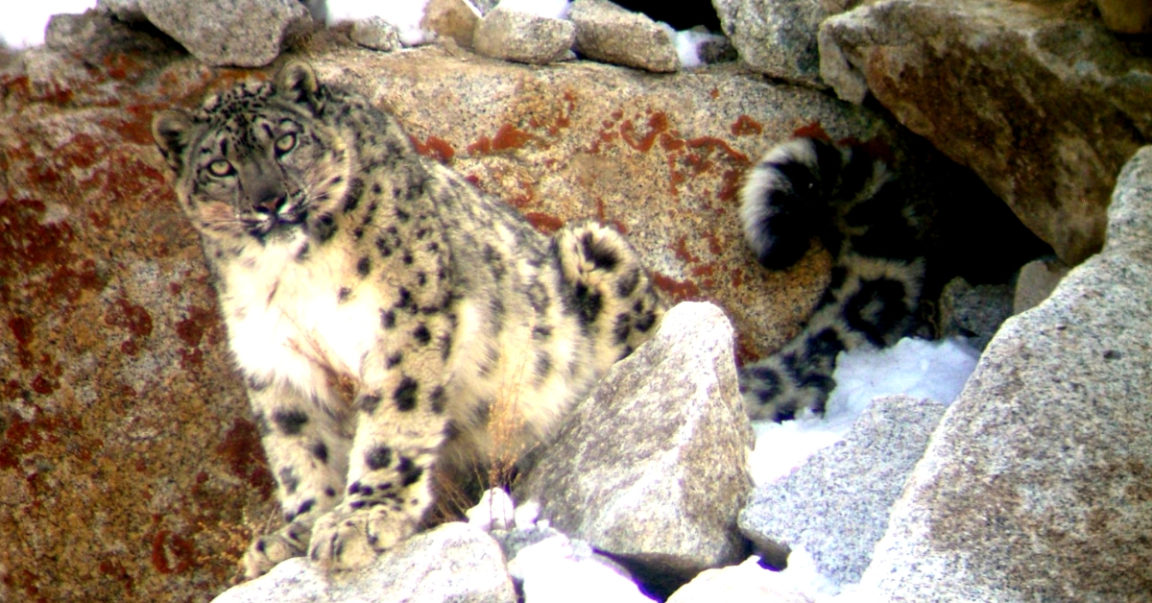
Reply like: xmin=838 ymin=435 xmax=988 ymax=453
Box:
xmin=739 ymin=138 xmax=926 ymax=421
xmin=553 ymin=221 xmax=665 ymax=373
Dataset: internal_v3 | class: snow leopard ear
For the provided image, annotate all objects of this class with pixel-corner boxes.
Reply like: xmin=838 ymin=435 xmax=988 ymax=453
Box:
xmin=152 ymin=109 xmax=194 ymax=169
xmin=275 ymin=60 xmax=323 ymax=114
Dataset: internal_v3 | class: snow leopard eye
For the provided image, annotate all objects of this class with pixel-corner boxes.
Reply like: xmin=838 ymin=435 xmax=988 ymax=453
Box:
xmin=207 ymin=159 xmax=234 ymax=177
xmin=274 ymin=132 xmax=297 ymax=155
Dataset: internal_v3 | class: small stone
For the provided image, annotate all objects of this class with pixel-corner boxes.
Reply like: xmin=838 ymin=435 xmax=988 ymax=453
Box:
xmin=714 ymin=0 xmax=827 ymax=86
xmin=141 ymin=0 xmax=313 ymax=67
xmin=472 ymin=7 xmax=575 ymax=65
xmin=421 ymin=0 xmax=481 ymax=48
xmin=569 ymin=0 xmax=680 ymax=72
xmin=350 ymin=17 xmax=403 ymax=52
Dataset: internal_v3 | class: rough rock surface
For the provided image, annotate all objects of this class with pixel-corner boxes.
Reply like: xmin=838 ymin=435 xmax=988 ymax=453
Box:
xmin=938 ymin=278 xmax=1014 ymax=351
xmin=141 ymin=0 xmax=313 ymax=67
xmin=819 ymin=0 xmax=1152 ymax=264
xmin=1012 ymin=257 xmax=1069 ymax=313
xmin=421 ymin=0 xmax=482 ymax=48
xmin=516 ymin=302 xmax=754 ymax=578
xmin=472 ymin=6 xmax=576 ymax=64
xmin=569 ymin=0 xmax=679 ymax=73
xmin=858 ymin=146 xmax=1152 ymax=599
xmin=349 ymin=17 xmax=402 ymax=52
xmin=212 ymin=522 xmax=516 ymax=602
xmin=739 ymin=395 xmax=948 ymax=586
xmin=714 ymin=0 xmax=828 ymax=86
xmin=0 ymin=34 xmax=898 ymax=599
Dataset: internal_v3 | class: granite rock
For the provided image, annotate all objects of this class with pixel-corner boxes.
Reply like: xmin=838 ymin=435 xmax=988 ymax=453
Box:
xmin=211 ymin=522 xmax=516 ymax=602
xmin=858 ymin=145 xmax=1152 ymax=599
xmin=421 ymin=0 xmax=482 ymax=48
xmin=938 ymin=278 xmax=1014 ymax=351
xmin=739 ymin=395 xmax=948 ymax=587
xmin=515 ymin=302 xmax=754 ymax=579
xmin=819 ymin=0 xmax=1152 ymax=264
xmin=569 ymin=0 xmax=680 ymax=72
xmin=349 ymin=17 xmax=402 ymax=52
xmin=472 ymin=6 xmax=576 ymax=64
xmin=95 ymin=0 xmax=147 ymax=21
xmin=714 ymin=0 xmax=828 ymax=86
xmin=1012 ymin=256 xmax=1070 ymax=314
xmin=141 ymin=0 xmax=313 ymax=67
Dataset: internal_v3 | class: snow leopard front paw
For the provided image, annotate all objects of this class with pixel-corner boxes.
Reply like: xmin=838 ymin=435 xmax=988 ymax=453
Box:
xmin=242 ymin=521 xmax=310 ymax=579
xmin=307 ymin=505 xmax=415 ymax=571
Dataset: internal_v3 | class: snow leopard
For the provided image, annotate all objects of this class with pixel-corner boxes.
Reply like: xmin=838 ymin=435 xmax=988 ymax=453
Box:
xmin=738 ymin=137 xmax=926 ymax=421
xmin=151 ymin=60 xmax=663 ymax=578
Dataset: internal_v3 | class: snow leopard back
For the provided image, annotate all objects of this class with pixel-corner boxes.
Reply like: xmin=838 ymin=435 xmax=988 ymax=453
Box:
xmin=739 ymin=137 xmax=926 ymax=421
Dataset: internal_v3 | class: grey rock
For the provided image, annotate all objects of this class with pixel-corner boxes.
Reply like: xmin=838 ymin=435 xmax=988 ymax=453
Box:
xmin=349 ymin=17 xmax=402 ymax=52
xmin=1012 ymin=257 xmax=1070 ymax=314
xmin=714 ymin=0 xmax=828 ymax=86
xmin=141 ymin=0 xmax=313 ymax=67
xmin=44 ymin=10 xmax=172 ymax=56
xmin=96 ymin=0 xmax=147 ymax=21
xmin=739 ymin=395 xmax=948 ymax=587
xmin=819 ymin=0 xmax=1152 ymax=264
xmin=938 ymin=277 xmax=1014 ymax=351
xmin=211 ymin=522 xmax=515 ymax=602
xmin=569 ymin=0 xmax=679 ymax=72
xmin=858 ymin=146 xmax=1152 ymax=600
xmin=472 ymin=6 xmax=575 ymax=64
xmin=515 ymin=302 xmax=754 ymax=578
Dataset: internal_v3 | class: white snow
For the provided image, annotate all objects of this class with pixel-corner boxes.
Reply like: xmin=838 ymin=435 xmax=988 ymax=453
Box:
xmin=749 ymin=337 xmax=978 ymax=487
xmin=324 ymin=0 xmax=435 ymax=46
xmin=508 ymin=534 xmax=656 ymax=603
xmin=2 ymin=2 xmax=96 ymax=48
xmin=674 ymin=28 xmax=724 ymax=70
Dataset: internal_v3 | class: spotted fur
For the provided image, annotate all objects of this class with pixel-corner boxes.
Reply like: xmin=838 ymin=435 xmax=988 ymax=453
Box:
xmin=152 ymin=61 xmax=663 ymax=577
xmin=739 ymin=137 xmax=925 ymax=421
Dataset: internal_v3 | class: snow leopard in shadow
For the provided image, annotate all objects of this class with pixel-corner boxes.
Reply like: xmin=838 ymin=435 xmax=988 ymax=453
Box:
xmin=738 ymin=137 xmax=928 ymax=421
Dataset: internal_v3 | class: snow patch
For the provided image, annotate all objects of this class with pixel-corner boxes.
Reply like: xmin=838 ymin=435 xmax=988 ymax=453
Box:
xmin=749 ymin=338 xmax=978 ymax=487
xmin=2 ymin=1 xmax=96 ymax=48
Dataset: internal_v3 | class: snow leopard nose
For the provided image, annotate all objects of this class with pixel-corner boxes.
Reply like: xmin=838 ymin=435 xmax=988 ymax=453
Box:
xmin=252 ymin=193 xmax=287 ymax=215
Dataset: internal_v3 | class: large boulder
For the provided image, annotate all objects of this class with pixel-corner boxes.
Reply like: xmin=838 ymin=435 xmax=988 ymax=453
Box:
xmin=819 ymin=0 xmax=1152 ymax=264
xmin=739 ymin=395 xmax=948 ymax=587
xmin=515 ymin=302 xmax=754 ymax=580
xmin=858 ymin=146 xmax=1152 ymax=598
